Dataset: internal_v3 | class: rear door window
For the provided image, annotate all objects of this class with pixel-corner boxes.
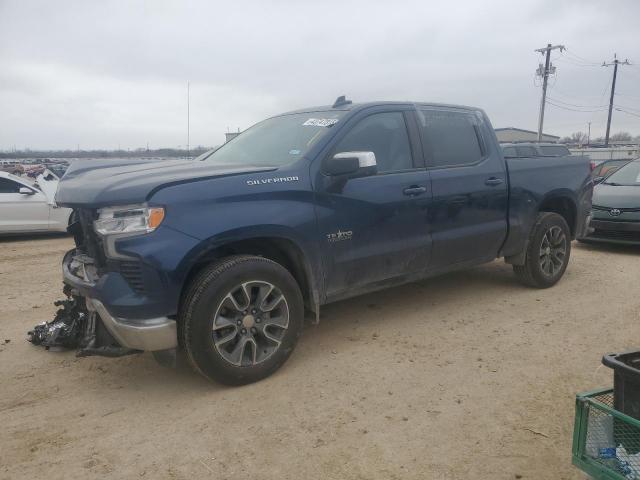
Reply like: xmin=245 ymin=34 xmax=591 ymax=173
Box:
xmin=539 ymin=145 xmax=570 ymax=156
xmin=417 ymin=109 xmax=484 ymax=167
xmin=502 ymin=146 xmax=518 ymax=158
xmin=515 ymin=146 xmax=538 ymax=157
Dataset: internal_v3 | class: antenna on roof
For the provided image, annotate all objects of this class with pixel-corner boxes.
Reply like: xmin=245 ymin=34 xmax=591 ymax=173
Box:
xmin=332 ymin=95 xmax=352 ymax=108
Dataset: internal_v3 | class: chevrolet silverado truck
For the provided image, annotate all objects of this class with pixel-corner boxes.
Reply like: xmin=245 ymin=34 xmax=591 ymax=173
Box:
xmin=42 ymin=98 xmax=592 ymax=385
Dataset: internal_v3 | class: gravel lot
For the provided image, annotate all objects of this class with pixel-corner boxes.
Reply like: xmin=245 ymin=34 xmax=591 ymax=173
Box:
xmin=1 ymin=236 xmax=639 ymax=479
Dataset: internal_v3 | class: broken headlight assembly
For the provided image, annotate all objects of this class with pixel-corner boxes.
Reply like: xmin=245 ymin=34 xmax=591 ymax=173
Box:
xmin=94 ymin=204 xmax=165 ymax=236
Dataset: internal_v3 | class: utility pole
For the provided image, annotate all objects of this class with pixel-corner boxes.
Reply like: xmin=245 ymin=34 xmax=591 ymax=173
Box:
xmin=587 ymin=122 xmax=591 ymax=146
xmin=187 ymin=81 xmax=190 ymax=157
xmin=603 ymin=54 xmax=630 ymax=146
xmin=535 ymin=43 xmax=565 ymax=142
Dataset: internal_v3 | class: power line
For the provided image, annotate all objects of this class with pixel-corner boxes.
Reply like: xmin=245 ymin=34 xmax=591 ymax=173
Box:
xmin=615 ymin=107 xmax=640 ymax=119
xmin=618 ymin=67 xmax=640 ymax=83
xmin=615 ymin=92 xmax=640 ymax=102
xmin=546 ymin=65 xmax=613 ymax=128
xmin=564 ymin=48 xmax=601 ymax=65
xmin=546 ymin=96 xmax=608 ymax=109
xmin=555 ymin=55 xmax=599 ymax=68
xmin=549 ymin=84 xmax=611 ymax=101
xmin=546 ymin=100 xmax=608 ymax=113
xmin=560 ymin=49 xmax=601 ymax=66
xmin=615 ymin=104 xmax=640 ymax=114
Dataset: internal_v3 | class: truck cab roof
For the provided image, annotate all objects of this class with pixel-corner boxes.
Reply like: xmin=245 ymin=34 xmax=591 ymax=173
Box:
xmin=279 ymin=100 xmax=482 ymax=117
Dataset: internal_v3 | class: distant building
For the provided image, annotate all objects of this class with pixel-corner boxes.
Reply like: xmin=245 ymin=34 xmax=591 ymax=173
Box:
xmin=225 ymin=132 xmax=241 ymax=143
xmin=494 ymin=127 xmax=560 ymax=143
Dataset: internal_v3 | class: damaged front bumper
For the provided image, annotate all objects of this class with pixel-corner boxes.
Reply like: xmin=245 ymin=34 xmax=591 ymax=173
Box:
xmin=61 ymin=248 xmax=178 ymax=352
xmin=87 ymin=298 xmax=177 ymax=351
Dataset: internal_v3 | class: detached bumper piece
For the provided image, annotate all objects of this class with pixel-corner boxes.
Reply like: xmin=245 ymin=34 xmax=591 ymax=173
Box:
xmin=27 ymin=287 xmax=86 ymax=350
xmin=27 ymin=285 xmax=141 ymax=357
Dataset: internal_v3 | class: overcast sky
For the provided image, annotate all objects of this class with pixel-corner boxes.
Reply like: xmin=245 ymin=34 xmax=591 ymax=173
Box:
xmin=1 ymin=0 xmax=639 ymax=150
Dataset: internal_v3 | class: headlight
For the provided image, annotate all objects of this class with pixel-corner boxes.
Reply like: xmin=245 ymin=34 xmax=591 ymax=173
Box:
xmin=94 ymin=204 xmax=165 ymax=236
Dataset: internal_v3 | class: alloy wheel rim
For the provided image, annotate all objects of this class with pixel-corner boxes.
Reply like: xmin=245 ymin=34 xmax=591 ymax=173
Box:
xmin=539 ymin=226 xmax=567 ymax=277
xmin=212 ymin=281 xmax=289 ymax=367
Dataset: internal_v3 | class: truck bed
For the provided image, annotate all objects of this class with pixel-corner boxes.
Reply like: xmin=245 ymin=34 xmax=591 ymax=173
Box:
xmin=500 ymin=154 xmax=593 ymax=259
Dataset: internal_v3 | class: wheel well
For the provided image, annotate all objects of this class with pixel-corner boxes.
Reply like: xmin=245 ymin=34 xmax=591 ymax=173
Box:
xmin=68 ymin=209 xmax=78 ymax=227
xmin=539 ymin=196 xmax=577 ymax=237
xmin=182 ymin=237 xmax=314 ymax=311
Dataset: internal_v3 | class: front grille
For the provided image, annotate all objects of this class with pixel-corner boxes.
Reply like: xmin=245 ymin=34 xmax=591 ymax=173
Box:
xmin=591 ymin=229 xmax=640 ymax=242
xmin=73 ymin=208 xmax=106 ymax=269
xmin=593 ymin=205 xmax=640 ymax=212
xmin=71 ymin=209 xmax=147 ymax=293
xmin=119 ymin=261 xmax=145 ymax=294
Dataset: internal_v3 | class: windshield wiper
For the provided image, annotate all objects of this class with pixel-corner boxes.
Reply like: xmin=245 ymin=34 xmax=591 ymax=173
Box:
xmin=603 ymin=181 xmax=622 ymax=186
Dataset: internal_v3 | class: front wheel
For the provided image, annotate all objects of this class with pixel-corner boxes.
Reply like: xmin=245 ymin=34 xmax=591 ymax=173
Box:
xmin=181 ymin=255 xmax=304 ymax=385
xmin=513 ymin=212 xmax=571 ymax=288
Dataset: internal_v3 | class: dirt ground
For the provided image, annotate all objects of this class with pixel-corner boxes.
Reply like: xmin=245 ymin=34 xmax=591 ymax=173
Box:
xmin=1 ymin=236 xmax=639 ymax=479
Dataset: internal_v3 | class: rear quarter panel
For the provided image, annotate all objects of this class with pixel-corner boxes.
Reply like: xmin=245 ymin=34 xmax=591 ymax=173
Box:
xmin=501 ymin=155 xmax=592 ymax=257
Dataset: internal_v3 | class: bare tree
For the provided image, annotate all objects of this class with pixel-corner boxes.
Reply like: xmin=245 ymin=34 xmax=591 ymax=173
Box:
xmin=571 ymin=132 xmax=587 ymax=143
xmin=610 ymin=132 xmax=633 ymax=142
xmin=559 ymin=132 xmax=587 ymax=144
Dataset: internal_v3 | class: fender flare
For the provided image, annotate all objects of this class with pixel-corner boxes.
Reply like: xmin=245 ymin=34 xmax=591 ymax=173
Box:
xmin=176 ymin=225 xmax=323 ymax=315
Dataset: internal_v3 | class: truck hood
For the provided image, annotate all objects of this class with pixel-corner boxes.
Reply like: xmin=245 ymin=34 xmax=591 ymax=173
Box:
xmin=35 ymin=169 xmax=60 ymax=206
xmin=593 ymin=184 xmax=640 ymax=209
xmin=55 ymin=159 xmax=274 ymax=208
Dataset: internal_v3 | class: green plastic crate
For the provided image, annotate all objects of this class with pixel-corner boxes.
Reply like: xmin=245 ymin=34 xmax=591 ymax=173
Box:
xmin=573 ymin=388 xmax=640 ymax=479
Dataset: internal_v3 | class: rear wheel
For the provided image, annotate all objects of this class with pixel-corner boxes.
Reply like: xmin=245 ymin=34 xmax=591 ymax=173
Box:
xmin=181 ymin=255 xmax=304 ymax=385
xmin=513 ymin=212 xmax=571 ymax=288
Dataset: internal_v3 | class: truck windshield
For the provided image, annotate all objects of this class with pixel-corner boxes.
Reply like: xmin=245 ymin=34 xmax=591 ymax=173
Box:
xmin=603 ymin=160 xmax=640 ymax=186
xmin=197 ymin=111 xmax=345 ymax=167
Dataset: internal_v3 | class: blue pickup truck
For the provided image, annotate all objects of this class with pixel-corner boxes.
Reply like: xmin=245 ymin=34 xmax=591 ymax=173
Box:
xmin=47 ymin=98 xmax=592 ymax=384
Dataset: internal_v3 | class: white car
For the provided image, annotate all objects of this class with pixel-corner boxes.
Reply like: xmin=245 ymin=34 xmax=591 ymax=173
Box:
xmin=0 ymin=171 xmax=73 ymax=234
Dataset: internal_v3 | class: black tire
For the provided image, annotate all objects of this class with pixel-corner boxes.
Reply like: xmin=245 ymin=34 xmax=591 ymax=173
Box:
xmin=513 ymin=212 xmax=572 ymax=288
xmin=180 ymin=255 xmax=304 ymax=385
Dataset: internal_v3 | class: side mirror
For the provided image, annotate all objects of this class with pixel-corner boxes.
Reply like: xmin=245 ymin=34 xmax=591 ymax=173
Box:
xmin=19 ymin=187 xmax=35 ymax=195
xmin=593 ymin=176 xmax=605 ymax=185
xmin=323 ymin=151 xmax=377 ymax=177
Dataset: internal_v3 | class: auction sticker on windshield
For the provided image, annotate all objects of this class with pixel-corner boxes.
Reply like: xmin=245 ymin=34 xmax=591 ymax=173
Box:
xmin=302 ymin=118 xmax=339 ymax=127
